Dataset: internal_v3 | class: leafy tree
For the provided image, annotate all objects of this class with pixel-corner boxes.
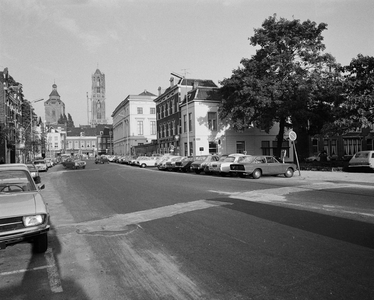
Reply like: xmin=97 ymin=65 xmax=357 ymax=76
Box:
xmin=219 ymin=14 xmax=340 ymax=157
xmin=329 ymin=54 xmax=374 ymax=133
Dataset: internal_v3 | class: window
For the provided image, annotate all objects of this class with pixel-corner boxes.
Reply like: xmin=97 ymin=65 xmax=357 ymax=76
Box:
xmin=150 ymin=107 xmax=155 ymax=114
xmin=137 ymin=121 xmax=143 ymax=135
xmin=183 ymin=115 xmax=187 ymax=133
xmin=172 ymin=120 xmax=175 ymax=136
xmin=137 ymin=107 xmax=143 ymax=114
xmin=209 ymin=142 xmax=217 ymax=154
xmin=189 ymin=113 xmax=192 ymax=132
xmin=236 ymin=141 xmax=245 ymax=154
xmin=367 ymin=139 xmax=373 ymax=151
xmin=171 ymin=101 xmax=174 ymax=114
xmin=261 ymin=141 xmax=271 ymax=155
xmin=312 ymin=138 xmax=318 ymax=154
xmin=344 ymin=138 xmax=361 ymax=156
xmin=151 ymin=121 xmax=156 ymax=135
xmin=208 ymin=112 xmax=217 ymax=131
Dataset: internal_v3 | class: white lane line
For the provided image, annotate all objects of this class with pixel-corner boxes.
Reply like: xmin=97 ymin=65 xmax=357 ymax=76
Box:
xmin=0 ymin=265 xmax=53 ymax=276
xmin=0 ymin=248 xmax=63 ymax=293
xmin=45 ymin=248 xmax=63 ymax=293
xmin=74 ymin=200 xmax=230 ymax=234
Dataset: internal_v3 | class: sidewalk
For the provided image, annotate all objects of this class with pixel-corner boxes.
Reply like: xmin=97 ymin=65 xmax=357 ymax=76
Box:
xmin=293 ymin=170 xmax=374 ymax=184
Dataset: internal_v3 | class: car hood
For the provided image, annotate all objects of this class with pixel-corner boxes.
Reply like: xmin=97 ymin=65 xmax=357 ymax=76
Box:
xmin=0 ymin=192 xmax=43 ymax=218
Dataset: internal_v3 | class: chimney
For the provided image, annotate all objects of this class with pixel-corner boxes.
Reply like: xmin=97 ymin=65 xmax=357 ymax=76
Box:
xmin=170 ymin=77 xmax=174 ymax=87
xmin=158 ymin=86 xmax=162 ymax=96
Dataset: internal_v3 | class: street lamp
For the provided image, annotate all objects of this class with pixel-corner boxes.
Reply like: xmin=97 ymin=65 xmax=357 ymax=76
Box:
xmin=171 ymin=72 xmax=189 ymax=156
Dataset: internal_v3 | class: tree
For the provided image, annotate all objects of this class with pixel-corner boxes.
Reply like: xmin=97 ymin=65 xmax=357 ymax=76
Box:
xmin=219 ymin=14 xmax=340 ymax=157
xmin=330 ymin=54 xmax=374 ymax=132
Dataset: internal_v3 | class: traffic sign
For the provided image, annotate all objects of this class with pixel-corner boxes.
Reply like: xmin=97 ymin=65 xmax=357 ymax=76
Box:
xmin=289 ymin=131 xmax=297 ymax=141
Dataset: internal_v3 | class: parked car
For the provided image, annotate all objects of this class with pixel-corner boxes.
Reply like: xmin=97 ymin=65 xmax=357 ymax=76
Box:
xmin=63 ymin=157 xmax=86 ymax=169
xmin=26 ymin=163 xmax=41 ymax=184
xmin=206 ymin=154 xmax=247 ymax=176
xmin=164 ymin=156 xmax=184 ymax=171
xmin=305 ymin=152 xmax=334 ymax=162
xmin=44 ymin=158 xmax=53 ymax=168
xmin=0 ymin=163 xmax=49 ymax=253
xmin=135 ymin=156 xmax=158 ymax=168
xmin=158 ymin=156 xmax=177 ymax=170
xmin=175 ymin=156 xmax=194 ymax=172
xmin=33 ymin=159 xmax=48 ymax=172
xmin=95 ymin=155 xmax=109 ymax=164
xmin=230 ymin=155 xmax=297 ymax=179
xmin=348 ymin=151 xmax=374 ymax=171
xmin=190 ymin=155 xmax=220 ymax=174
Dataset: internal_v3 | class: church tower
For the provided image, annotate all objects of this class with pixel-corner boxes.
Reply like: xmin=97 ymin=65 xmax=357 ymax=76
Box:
xmin=44 ymin=83 xmax=65 ymax=124
xmin=91 ymin=69 xmax=106 ymax=125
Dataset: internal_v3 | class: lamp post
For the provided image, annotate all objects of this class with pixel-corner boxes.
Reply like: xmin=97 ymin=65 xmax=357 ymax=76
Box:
xmin=171 ymin=72 xmax=189 ymax=156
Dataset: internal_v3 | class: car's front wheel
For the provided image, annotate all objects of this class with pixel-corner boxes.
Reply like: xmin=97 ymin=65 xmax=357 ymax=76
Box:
xmin=141 ymin=163 xmax=147 ymax=168
xmin=252 ymin=169 xmax=262 ymax=179
xmin=284 ymin=168 xmax=294 ymax=178
xmin=33 ymin=233 xmax=48 ymax=253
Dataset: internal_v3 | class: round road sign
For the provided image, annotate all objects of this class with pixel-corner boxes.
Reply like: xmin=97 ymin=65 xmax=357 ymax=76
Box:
xmin=289 ymin=131 xmax=297 ymax=141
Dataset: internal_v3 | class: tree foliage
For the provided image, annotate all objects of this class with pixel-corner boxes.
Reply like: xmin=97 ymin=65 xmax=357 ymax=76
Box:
xmin=219 ymin=14 xmax=341 ymax=156
xmin=329 ymin=54 xmax=374 ymax=133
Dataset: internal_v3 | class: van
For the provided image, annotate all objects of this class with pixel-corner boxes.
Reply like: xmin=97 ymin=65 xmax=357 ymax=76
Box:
xmin=348 ymin=151 xmax=374 ymax=170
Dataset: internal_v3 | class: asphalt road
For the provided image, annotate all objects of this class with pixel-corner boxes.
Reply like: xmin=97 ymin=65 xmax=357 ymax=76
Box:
xmin=1 ymin=161 xmax=373 ymax=300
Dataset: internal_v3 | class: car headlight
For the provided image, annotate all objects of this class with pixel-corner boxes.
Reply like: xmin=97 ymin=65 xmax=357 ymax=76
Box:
xmin=31 ymin=171 xmax=36 ymax=176
xmin=23 ymin=215 xmax=45 ymax=227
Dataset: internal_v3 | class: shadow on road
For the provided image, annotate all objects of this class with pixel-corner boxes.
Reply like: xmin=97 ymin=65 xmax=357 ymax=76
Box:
xmin=218 ymin=197 xmax=374 ymax=249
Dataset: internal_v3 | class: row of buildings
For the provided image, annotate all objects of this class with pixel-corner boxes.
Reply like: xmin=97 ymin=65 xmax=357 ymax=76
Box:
xmin=1 ymin=67 xmax=373 ymax=164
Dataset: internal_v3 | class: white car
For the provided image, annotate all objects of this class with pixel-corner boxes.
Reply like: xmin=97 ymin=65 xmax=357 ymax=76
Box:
xmin=33 ymin=159 xmax=48 ymax=172
xmin=206 ymin=154 xmax=247 ymax=176
xmin=0 ymin=164 xmax=49 ymax=253
xmin=348 ymin=151 xmax=374 ymax=170
xmin=135 ymin=157 xmax=158 ymax=168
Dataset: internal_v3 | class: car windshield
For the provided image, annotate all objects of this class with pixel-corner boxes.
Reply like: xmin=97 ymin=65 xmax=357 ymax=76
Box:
xmin=237 ymin=156 xmax=255 ymax=163
xmin=195 ymin=156 xmax=208 ymax=161
xmin=34 ymin=160 xmax=45 ymax=165
xmin=223 ymin=157 xmax=236 ymax=162
xmin=354 ymin=152 xmax=368 ymax=158
xmin=0 ymin=170 xmax=36 ymax=193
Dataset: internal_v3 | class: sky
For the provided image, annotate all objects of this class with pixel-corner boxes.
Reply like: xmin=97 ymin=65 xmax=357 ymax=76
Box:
xmin=1 ymin=0 xmax=373 ymax=126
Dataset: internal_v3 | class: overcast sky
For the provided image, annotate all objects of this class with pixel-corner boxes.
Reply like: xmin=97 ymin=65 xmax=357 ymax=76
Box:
xmin=1 ymin=0 xmax=373 ymax=126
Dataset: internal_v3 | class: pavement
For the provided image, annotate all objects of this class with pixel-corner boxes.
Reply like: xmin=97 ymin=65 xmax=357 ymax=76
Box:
xmin=293 ymin=169 xmax=374 ymax=184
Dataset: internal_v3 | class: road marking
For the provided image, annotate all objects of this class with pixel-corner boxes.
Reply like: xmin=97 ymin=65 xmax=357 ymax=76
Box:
xmin=0 ymin=265 xmax=53 ymax=276
xmin=45 ymin=248 xmax=63 ymax=293
xmin=71 ymin=200 xmax=230 ymax=234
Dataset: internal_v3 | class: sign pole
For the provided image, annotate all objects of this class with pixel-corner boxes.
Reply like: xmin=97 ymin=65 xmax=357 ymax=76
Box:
xmin=288 ymin=131 xmax=301 ymax=176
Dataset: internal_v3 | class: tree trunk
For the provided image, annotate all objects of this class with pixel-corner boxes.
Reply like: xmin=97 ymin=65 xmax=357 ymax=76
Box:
xmin=275 ymin=118 xmax=286 ymax=159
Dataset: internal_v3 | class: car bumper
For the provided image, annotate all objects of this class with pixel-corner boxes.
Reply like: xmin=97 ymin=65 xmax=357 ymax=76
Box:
xmin=0 ymin=225 xmax=50 ymax=249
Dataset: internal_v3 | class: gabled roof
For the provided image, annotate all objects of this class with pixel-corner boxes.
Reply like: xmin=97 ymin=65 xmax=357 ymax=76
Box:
xmin=181 ymin=86 xmax=221 ymax=105
xmin=138 ymin=90 xmax=156 ymax=96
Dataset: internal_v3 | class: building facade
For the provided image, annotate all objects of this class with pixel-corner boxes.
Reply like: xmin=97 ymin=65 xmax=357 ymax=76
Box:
xmin=44 ymin=83 xmax=65 ymax=125
xmin=91 ymin=69 xmax=107 ymax=126
xmin=112 ymin=90 xmax=157 ymax=156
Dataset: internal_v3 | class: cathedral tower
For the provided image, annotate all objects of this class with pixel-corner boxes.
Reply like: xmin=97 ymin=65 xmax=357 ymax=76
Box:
xmin=45 ymin=83 xmax=65 ymax=124
xmin=91 ymin=69 xmax=106 ymax=125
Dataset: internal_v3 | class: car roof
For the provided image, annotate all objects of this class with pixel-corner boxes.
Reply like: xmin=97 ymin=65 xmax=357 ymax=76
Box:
xmin=0 ymin=163 xmax=29 ymax=171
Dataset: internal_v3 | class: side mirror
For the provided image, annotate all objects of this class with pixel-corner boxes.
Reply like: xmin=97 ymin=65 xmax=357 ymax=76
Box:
xmin=38 ymin=183 xmax=45 ymax=190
